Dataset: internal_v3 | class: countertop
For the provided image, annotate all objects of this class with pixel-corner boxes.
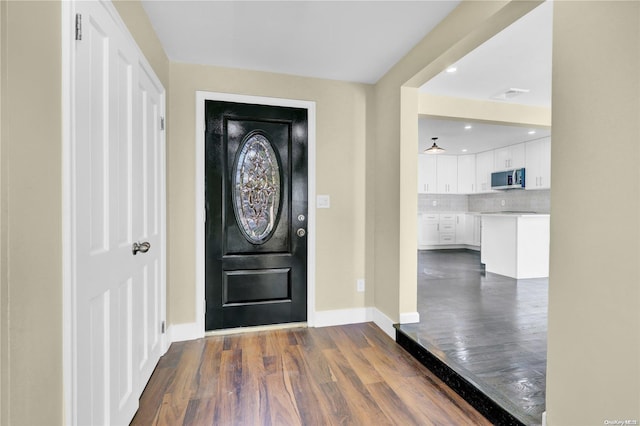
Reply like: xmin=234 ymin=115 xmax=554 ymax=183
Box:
xmin=479 ymin=211 xmax=549 ymax=217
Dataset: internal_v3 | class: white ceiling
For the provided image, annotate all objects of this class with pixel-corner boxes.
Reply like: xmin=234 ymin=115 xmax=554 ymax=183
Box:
xmin=140 ymin=0 xmax=553 ymax=155
xmin=419 ymin=1 xmax=553 ymax=154
xmin=419 ymin=118 xmax=551 ymax=155
xmin=141 ymin=1 xmax=460 ymax=84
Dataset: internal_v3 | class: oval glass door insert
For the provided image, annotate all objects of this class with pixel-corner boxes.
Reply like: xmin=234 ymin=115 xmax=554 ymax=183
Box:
xmin=232 ymin=133 xmax=281 ymax=244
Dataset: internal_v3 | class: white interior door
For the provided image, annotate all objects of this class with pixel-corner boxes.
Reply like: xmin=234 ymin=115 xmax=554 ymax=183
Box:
xmin=69 ymin=1 xmax=166 ymax=425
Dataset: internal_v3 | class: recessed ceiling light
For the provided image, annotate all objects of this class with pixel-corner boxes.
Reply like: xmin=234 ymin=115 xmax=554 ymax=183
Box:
xmin=462 ymin=149 xmax=468 ymax=153
xmin=528 ymin=130 xmax=536 ymax=135
xmin=446 ymin=66 xmax=457 ymax=73
xmin=464 ymin=125 xmax=472 ymax=130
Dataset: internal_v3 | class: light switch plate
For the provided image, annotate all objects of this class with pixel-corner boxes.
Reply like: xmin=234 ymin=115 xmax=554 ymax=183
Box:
xmin=317 ymin=195 xmax=331 ymax=209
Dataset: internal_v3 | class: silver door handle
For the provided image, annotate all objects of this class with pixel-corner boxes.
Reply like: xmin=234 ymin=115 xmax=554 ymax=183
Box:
xmin=132 ymin=241 xmax=151 ymax=255
xmin=296 ymin=228 xmax=306 ymax=237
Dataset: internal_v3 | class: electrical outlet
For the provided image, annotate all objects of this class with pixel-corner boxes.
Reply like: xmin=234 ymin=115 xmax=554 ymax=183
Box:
xmin=357 ymin=279 xmax=365 ymax=292
xmin=501 ymin=199 xmax=506 ymax=207
xmin=432 ymin=200 xmax=437 ymax=206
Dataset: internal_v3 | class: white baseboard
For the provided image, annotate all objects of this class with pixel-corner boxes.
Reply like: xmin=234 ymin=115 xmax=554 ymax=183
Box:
xmin=313 ymin=307 xmax=397 ymax=340
xmin=169 ymin=308 xmax=401 ymax=343
xmin=314 ymin=307 xmax=371 ymax=327
xmin=399 ymin=311 xmax=420 ymax=324
xmin=542 ymin=411 xmax=547 ymax=426
xmin=371 ymin=308 xmax=396 ymax=339
xmin=168 ymin=322 xmax=204 ymax=343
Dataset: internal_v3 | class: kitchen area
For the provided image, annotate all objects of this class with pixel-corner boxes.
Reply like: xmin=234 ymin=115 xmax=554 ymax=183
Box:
xmin=396 ymin=3 xmax=554 ymax=423
xmin=418 ymin=126 xmax=551 ymax=279
xmin=405 ymin=117 xmax=552 ymax=425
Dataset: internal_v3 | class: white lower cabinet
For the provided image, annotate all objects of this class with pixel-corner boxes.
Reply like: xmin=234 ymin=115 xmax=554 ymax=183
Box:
xmin=418 ymin=214 xmax=439 ymax=246
xmin=473 ymin=215 xmax=482 ymax=246
xmin=455 ymin=214 xmax=467 ymax=244
xmin=418 ymin=213 xmax=481 ymax=248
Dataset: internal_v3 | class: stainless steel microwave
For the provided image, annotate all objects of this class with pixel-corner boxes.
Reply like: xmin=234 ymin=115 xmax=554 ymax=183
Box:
xmin=491 ymin=168 xmax=525 ymax=190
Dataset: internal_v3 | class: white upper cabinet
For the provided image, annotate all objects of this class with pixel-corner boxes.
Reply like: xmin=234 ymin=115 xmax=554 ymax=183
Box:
xmin=525 ymin=137 xmax=551 ymax=189
xmin=494 ymin=143 xmax=525 ymax=170
xmin=436 ymin=155 xmax=458 ymax=194
xmin=476 ymin=150 xmax=495 ymax=193
xmin=418 ymin=154 xmax=437 ymax=194
xmin=418 ymin=139 xmax=551 ymax=194
xmin=418 ymin=154 xmax=457 ymax=194
xmin=457 ymin=154 xmax=476 ymax=194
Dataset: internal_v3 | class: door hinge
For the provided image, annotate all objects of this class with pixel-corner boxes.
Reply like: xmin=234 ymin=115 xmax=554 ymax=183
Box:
xmin=75 ymin=14 xmax=82 ymax=41
xmin=161 ymin=320 xmax=166 ymax=334
xmin=160 ymin=116 xmax=165 ymax=131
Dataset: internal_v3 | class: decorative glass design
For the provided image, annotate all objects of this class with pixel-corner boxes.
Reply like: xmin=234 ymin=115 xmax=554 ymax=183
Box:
xmin=232 ymin=133 xmax=281 ymax=244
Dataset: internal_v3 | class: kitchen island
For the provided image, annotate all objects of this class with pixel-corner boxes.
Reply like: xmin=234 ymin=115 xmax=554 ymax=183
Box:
xmin=480 ymin=213 xmax=550 ymax=279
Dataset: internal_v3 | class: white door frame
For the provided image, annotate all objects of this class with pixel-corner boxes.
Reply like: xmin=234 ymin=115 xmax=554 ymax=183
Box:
xmin=194 ymin=91 xmax=317 ymax=335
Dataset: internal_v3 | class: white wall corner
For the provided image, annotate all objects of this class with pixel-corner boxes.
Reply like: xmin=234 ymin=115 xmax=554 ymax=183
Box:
xmin=313 ymin=308 xmax=371 ymax=328
xmin=371 ymin=308 xmax=396 ymax=340
xmin=399 ymin=311 xmax=420 ymax=324
xmin=168 ymin=322 xmax=204 ymax=343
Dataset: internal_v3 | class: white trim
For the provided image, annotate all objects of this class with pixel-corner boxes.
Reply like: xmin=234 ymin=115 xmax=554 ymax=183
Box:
xmin=62 ymin=1 xmax=75 ymax=424
xmin=314 ymin=308 xmax=371 ymax=328
xmin=371 ymin=308 xmax=396 ymax=339
xmin=168 ymin=322 xmax=204 ymax=343
xmin=312 ymin=307 xmax=396 ymax=340
xmin=195 ymin=91 xmax=317 ymax=334
xmin=399 ymin=311 xmax=420 ymax=324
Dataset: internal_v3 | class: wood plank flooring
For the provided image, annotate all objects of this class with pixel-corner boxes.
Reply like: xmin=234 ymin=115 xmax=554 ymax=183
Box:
xmin=131 ymin=322 xmax=491 ymax=425
xmin=398 ymin=249 xmax=547 ymax=425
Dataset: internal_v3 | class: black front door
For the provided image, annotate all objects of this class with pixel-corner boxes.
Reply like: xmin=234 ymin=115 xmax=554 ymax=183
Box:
xmin=205 ymin=100 xmax=308 ymax=330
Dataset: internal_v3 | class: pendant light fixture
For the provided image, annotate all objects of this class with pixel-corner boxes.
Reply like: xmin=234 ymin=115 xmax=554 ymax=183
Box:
xmin=424 ymin=137 xmax=445 ymax=154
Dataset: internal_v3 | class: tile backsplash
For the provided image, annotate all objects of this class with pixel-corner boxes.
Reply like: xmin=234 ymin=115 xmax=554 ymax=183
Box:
xmin=419 ymin=189 xmax=550 ymax=214
xmin=419 ymin=194 xmax=468 ymax=213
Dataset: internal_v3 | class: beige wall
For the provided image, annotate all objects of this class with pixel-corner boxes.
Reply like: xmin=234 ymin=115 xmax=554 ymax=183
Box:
xmin=168 ymin=63 xmax=371 ymax=324
xmin=0 ymin=3 xmax=5 ymax=423
xmin=0 ymin=2 xmax=63 ymax=424
xmin=546 ymin=2 xmax=640 ymax=424
xmin=0 ymin=1 xmax=638 ymax=425
xmin=418 ymin=93 xmax=551 ymax=128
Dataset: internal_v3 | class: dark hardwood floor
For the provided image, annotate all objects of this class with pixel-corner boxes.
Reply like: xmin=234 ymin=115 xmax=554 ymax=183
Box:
xmin=131 ymin=322 xmax=491 ymax=425
xmin=398 ymin=249 xmax=547 ymax=425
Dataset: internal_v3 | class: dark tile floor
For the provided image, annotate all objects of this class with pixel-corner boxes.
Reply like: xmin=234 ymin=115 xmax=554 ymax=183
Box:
xmin=398 ymin=249 xmax=547 ymax=425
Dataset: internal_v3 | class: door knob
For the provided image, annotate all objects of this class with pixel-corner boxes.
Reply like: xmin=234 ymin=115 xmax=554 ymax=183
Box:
xmin=296 ymin=228 xmax=306 ymax=237
xmin=132 ymin=241 xmax=151 ymax=255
